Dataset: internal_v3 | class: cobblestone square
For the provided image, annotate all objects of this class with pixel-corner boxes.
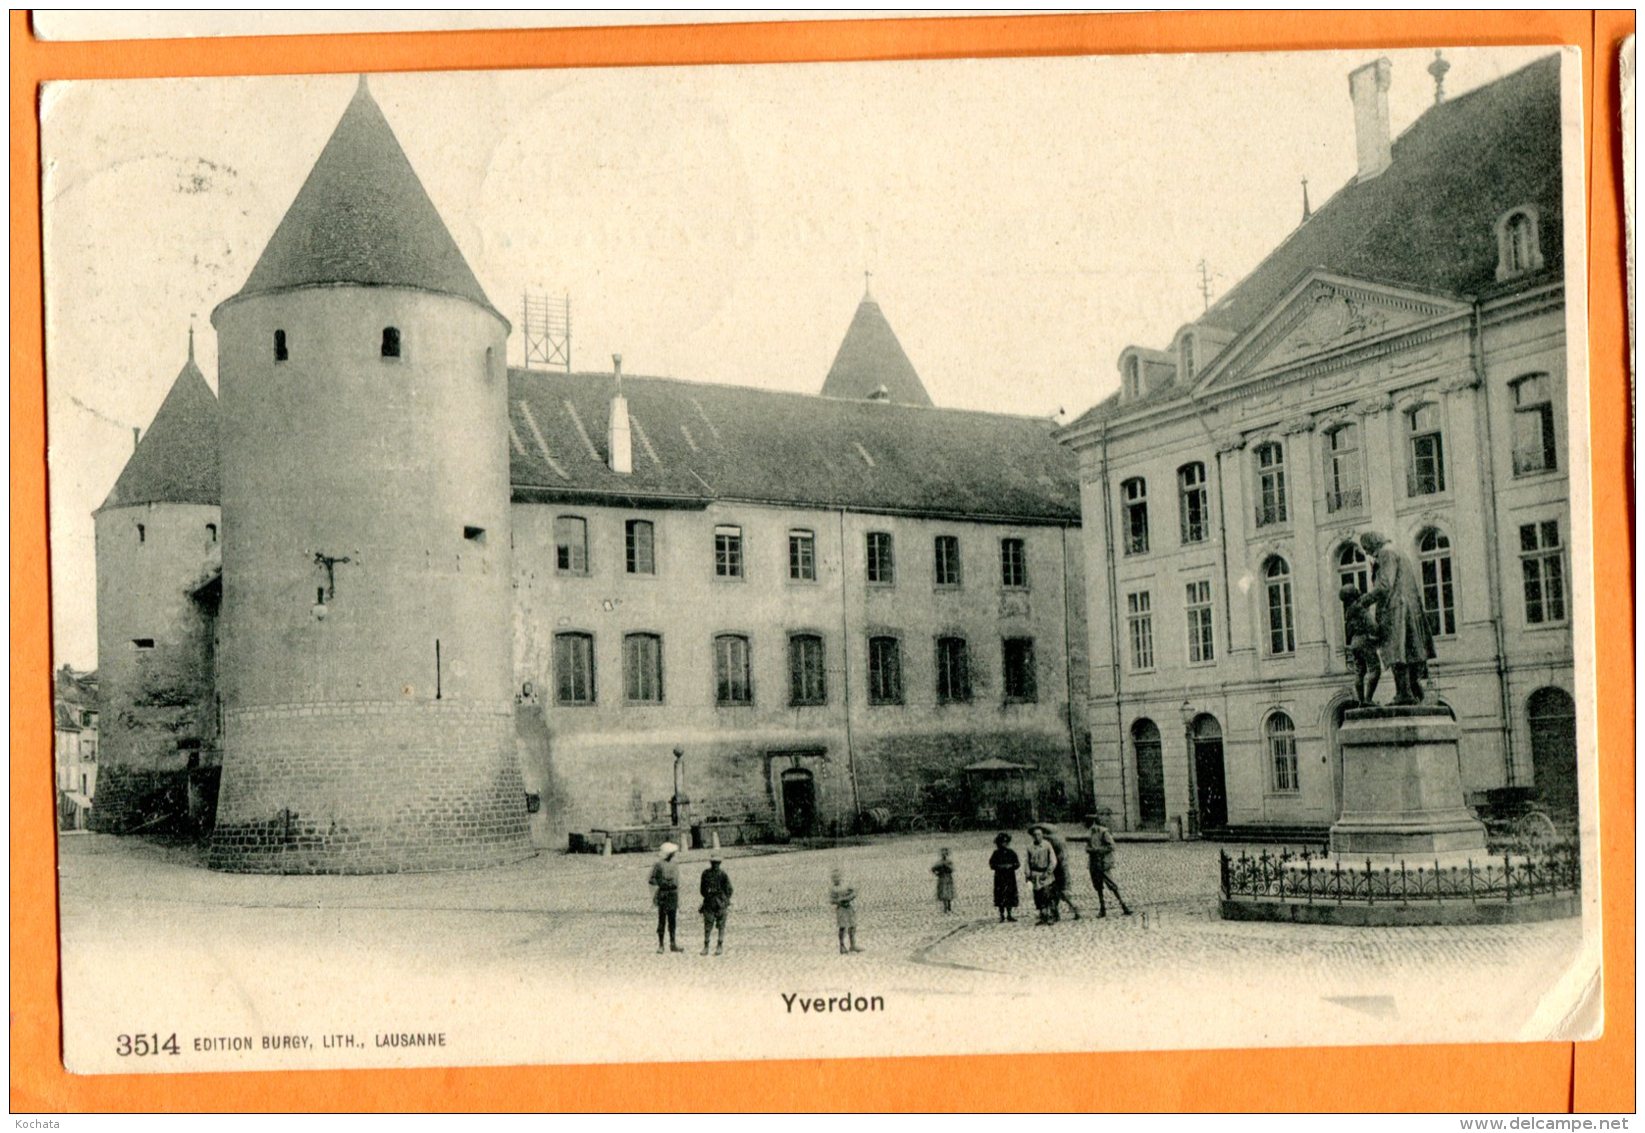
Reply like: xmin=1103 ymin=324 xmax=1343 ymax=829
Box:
xmin=57 ymin=829 xmax=1593 ymax=1074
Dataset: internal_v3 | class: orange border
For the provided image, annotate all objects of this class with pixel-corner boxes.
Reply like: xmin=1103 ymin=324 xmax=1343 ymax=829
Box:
xmin=11 ymin=10 xmax=1634 ymax=1113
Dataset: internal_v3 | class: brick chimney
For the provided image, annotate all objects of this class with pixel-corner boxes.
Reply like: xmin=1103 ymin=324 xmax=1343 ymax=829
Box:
xmin=608 ymin=354 xmax=632 ymax=474
xmin=1348 ymin=57 xmax=1393 ymax=181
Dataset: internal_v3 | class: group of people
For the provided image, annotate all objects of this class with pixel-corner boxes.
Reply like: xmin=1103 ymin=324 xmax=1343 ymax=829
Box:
xmin=644 ymin=818 xmax=1134 ymax=956
xmin=974 ymin=820 xmax=1131 ymax=924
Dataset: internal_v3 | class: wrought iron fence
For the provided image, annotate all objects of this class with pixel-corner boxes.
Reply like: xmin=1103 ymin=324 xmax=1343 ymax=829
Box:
xmin=1325 ymin=487 xmax=1363 ymax=513
xmin=1219 ymin=844 xmax=1581 ymax=905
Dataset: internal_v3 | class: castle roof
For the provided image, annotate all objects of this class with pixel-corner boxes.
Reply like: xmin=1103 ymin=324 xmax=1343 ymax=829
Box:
xmin=225 ymin=79 xmax=501 ymax=321
xmin=98 ymin=343 xmax=220 ymax=512
xmin=1065 ymin=53 xmax=1563 ymax=432
xmin=820 ymin=292 xmax=934 ymax=407
xmin=509 ymin=369 xmax=1078 ymax=524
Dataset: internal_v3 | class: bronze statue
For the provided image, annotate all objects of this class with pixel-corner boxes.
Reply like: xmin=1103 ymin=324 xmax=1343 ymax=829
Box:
xmin=1350 ymin=531 xmax=1437 ymax=705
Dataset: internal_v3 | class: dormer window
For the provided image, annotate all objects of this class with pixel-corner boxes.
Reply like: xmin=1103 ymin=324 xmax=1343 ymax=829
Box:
xmin=1180 ymin=335 xmax=1196 ymax=382
xmin=274 ymin=329 xmax=289 ymax=362
xmin=1122 ymin=355 xmax=1141 ymax=399
xmin=1495 ymin=206 xmax=1544 ymax=280
xmin=381 ymin=326 xmax=402 ymax=358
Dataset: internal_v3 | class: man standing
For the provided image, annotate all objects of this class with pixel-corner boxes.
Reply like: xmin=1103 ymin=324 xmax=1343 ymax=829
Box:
xmin=1085 ymin=817 xmax=1132 ymax=917
xmin=649 ymin=842 xmax=685 ymax=953
xmin=1352 ymin=530 xmax=1437 ymax=705
xmin=1040 ymin=824 xmax=1082 ymax=921
xmin=699 ymin=854 xmax=733 ymax=955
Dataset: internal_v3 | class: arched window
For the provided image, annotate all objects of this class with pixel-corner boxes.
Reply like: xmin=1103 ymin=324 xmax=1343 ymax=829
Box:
xmin=1266 ymin=711 xmax=1299 ymax=792
xmin=1512 ymin=373 xmax=1558 ymax=474
xmin=1324 ymin=423 xmax=1362 ymax=512
xmin=1264 ymin=556 xmax=1295 ymax=655
xmin=623 ymin=633 xmax=663 ymax=703
xmin=867 ymin=635 xmax=903 ymax=705
xmin=1178 ymin=462 xmax=1208 ymax=544
xmin=1406 ymin=404 xmax=1446 ymax=496
xmin=1131 ymin=718 xmax=1166 ymax=829
xmin=713 ymin=634 xmax=752 ymax=705
xmin=934 ymin=636 xmax=970 ymax=703
xmin=136 ymin=523 xmax=146 ymax=544
xmin=788 ymin=633 xmax=827 ymax=706
xmin=206 ymin=523 xmax=218 ymax=544
xmin=1254 ymin=442 xmax=1287 ymax=526
xmin=381 ymin=326 xmax=402 ymax=358
xmin=553 ymin=632 xmax=595 ymax=704
xmin=1418 ymin=528 xmax=1457 ymax=636
xmin=554 ymin=515 xmax=588 ymax=574
xmin=274 ymin=329 xmax=289 ymax=362
xmin=1496 ymin=207 xmax=1544 ymax=280
xmin=1121 ymin=477 xmax=1149 ymax=554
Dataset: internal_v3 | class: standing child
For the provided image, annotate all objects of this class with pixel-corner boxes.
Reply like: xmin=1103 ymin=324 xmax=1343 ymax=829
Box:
xmin=1340 ymin=583 xmax=1382 ymax=706
xmin=930 ymin=847 xmax=956 ymax=913
xmin=988 ymin=832 xmax=1020 ymax=922
xmin=1025 ymin=826 xmax=1057 ymax=925
xmin=829 ymin=867 xmax=863 ymax=954
xmin=698 ymin=855 xmax=733 ymax=955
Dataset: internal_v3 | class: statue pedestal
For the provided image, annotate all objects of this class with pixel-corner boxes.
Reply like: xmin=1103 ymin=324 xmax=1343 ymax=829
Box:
xmin=1329 ymin=706 xmax=1487 ymax=857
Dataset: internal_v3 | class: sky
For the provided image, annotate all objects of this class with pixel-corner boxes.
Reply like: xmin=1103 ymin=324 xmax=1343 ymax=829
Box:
xmin=41 ymin=45 xmax=1564 ymax=669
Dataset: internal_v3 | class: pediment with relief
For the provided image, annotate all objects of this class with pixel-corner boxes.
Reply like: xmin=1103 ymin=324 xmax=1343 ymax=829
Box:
xmin=1195 ymin=273 xmax=1468 ymax=394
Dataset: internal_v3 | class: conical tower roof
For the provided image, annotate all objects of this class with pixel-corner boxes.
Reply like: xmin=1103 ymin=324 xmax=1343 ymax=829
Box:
xmin=820 ymin=289 xmax=933 ymax=407
xmin=98 ymin=336 xmax=220 ymax=511
xmin=224 ymin=78 xmax=501 ymax=320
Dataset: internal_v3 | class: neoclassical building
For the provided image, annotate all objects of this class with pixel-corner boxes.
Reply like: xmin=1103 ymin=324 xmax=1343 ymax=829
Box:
xmin=1058 ymin=54 xmax=1577 ymax=837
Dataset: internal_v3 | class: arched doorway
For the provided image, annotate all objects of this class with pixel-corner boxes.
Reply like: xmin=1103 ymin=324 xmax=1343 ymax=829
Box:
xmin=1132 ymin=718 xmax=1166 ymax=830
xmin=780 ymin=767 xmax=817 ymax=836
xmin=1191 ymin=714 xmax=1227 ymax=830
xmin=1527 ymin=687 xmax=1577 ymax=820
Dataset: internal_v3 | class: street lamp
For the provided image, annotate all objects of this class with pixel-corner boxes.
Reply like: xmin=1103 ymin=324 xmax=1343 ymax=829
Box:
xmin=1180 ymin=698 xmax=1200 ymax=839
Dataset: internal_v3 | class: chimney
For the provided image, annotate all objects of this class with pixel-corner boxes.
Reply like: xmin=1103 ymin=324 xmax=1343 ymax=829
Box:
xmin=132 ymin=426 xmax=141 ymax=451
xmin=1348 ymin=57 xmax=1393 ymax=181
xmin=608 ymin=354 xmax=632 ymax=475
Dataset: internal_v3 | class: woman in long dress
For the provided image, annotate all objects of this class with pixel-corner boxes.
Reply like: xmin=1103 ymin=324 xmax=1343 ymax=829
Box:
xmin=988 ymin=832 xmax=1020 ymax=922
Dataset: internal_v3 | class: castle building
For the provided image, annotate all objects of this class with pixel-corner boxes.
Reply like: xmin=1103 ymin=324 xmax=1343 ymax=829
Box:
xmin=1057 ymin=55 xmax=1578 ymax=838
xmin=91 ymin=78 xmax=1086 ymax=870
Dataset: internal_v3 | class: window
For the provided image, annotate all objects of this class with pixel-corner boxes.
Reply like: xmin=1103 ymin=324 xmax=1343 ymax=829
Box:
xmin=1000 ymin=537 xmax=1028 ymax=588
xmin=1178 ymin=463 xmax=1208 ymax=543
xmin=1002 ymin=637 xmax=1037 ymax=702
xmin=1186 ymin=580 xmax=1215 ymax=663
xmin=1265 ymin=556 xmax=1295 ymax=655
xmin=714 ymin=525 xmax=743 ymax=578
xmin=625 ymin=519 xmax=655 ymax=575
xmin=867 ymin=636 xmax=903 ymax=705
xmin=554 ymin=633 xmax=595 ymax=704
xmin=866 ymin=532 xmax=895 ymax=584
xmin=1324 ymin=424 xmax=1363 ymax=512
xmin=1122 ymin=355 xmax=1141 ymax=399
xmin=1181 ymin=335 xmax=1196 ymax=382
xmin=934 ymin=535 xmax=962 ymax=587
xmin=935 ymin=636 xmax=971 ymax=703
xmin=463 ymin=525 xmax=486 ymax=543
xmin=1266 ymin=712 xmax=1299 ymax=792
xmin=1335 ymin=540 xmax=1370 ymax=645
xmin=1126 ymin=590 xmax=1154 ymax=670
xmin=623 ymin=633 xmax=663 ymax=703
xmin=1121 ymin=477 xmax=1149 ymax=554
xmin=788 ymin=634 xmax=827 ymax=705
xmin=1418 ymin=529 xmax=1457 ymax=637
xmin=206 ymin=523 xmax=218 ymax=543
xmin=1520 ymin=520 xmax=1566 ymax=625
xmin=381 ymin=326 xmax=401 ymax=358
xmin=274 ymin=329 xmax=288 ymax=362
xmin=1512 ymin=374 xmax=1558 ymax=474
xmin=1496 ymin=207 xmax=1544 ymax=280
xmin=131 ymin=638 xmax=155 ymax=650
xmin=788 ymin=529 xmax=816 ymax=581
xmin=713 ymin=634 xmax=752 ymax=704
xmin=554 ymin=516 xmax=588 ymax=574
xmin=136 ymin=523 xmax=146 ymax=544
xmin=1132 ymin=719 xmax=1166 ymax=829
xmin=1254 ymin=443 xmax=1287 ymax=526
xmin=1406 ymin=404 xmax=1446 ymax=495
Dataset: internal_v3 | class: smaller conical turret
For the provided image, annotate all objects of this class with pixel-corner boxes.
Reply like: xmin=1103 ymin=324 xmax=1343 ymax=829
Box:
xmin=820 ymin=281 xmax=933 ymax=407
xmin=99 ymin=336 xmax=219 ymax=512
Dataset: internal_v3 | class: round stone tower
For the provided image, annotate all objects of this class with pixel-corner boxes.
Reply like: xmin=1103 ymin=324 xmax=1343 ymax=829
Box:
xmin=207 ymin=78 xmax=530 ymax=872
